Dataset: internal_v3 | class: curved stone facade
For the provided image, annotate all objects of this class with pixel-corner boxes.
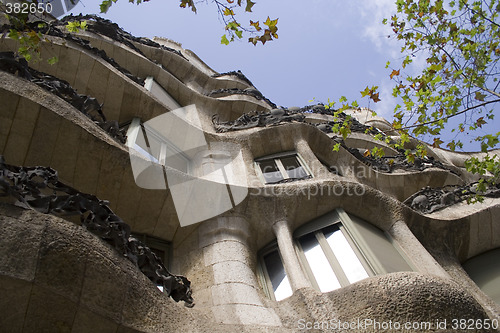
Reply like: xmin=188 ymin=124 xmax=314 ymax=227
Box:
xmin=1 ymin=15 xmax=499 ymax=332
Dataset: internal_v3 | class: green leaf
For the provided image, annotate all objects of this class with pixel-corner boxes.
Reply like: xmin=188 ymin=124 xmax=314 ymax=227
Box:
xmin=100 ymin=0 xmax=112 ymax=13
xmin=223 ymin=8 xmax=234 ymax=16
xmin=245 ymin=0 xmax=255 ymax=12
xmin=474 ymin=91 xmax=486 ymax=101
xmin=250 ymin=20 xmax=262 ymax=31
xmin=221 ymin=34 xmax=230 ymax=45
xmin=264 ymin=17 xmax=278 ymax=28
xmin=8 ymin=29 xmax=20 ymax=40
xmin=360 ymin=86 xmax=370 ymax=97
xmin=47 ymin=56 xmax=58 ymax=65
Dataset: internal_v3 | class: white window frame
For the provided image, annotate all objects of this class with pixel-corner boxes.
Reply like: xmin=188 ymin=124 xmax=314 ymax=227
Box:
xmin=254 ymin=151 xmax=312 ymax=184
xmin=257 ymin=241 xmax=292 ymax=301
xmin=294 ymin=214 xmax=373 ymax=290
xmin=126 ymin=117 xmax=191 ymax=174
xmin=257 ymin=209 xmax=414 ymax=299
xmin=144 ymin=76 xmax=181 ymax=111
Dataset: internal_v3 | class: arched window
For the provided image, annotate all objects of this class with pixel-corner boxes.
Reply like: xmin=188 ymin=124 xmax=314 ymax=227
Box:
xmin=258 ymin=209 xmax=413 ymax=300
xmin=463 ymin=248 xmax=500 ymax=305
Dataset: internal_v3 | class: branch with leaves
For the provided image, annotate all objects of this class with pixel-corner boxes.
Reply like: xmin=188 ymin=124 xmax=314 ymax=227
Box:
xmin=385 ymin=0 xmax=500 ymax=152
xmin=100 ymin=0 xmax=278 ymax=45
xmin=327 ymin=0 xmax=500 ymax=189
xmin=0 ymin=1 xmax=90 ymax=63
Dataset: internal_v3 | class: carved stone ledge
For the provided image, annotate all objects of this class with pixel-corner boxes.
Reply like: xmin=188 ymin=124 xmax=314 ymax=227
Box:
xmin=0 ymin=52 xmax=127 ymax=144
xmin=0 ymin=156 xmax=194 ymax=307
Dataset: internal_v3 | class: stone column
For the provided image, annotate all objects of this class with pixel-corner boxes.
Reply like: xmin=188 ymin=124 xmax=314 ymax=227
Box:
xmin=272 ymin=219 xmax=312 ymax=291
xmin=199 ymin=215 xmax=281 ymax=326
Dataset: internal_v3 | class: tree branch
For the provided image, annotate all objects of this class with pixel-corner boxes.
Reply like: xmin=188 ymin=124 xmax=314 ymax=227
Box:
xmin=400 ymin=98 xmax=500 ymax=130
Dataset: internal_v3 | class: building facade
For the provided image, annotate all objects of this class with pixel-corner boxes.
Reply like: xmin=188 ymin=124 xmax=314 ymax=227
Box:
xmin=0 ymin=15 xmax=499 ymax=332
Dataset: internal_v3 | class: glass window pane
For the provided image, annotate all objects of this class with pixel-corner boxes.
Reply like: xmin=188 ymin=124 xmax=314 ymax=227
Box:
xmin=299 ymin=233 xmax=341 ymax=292
xmin=463 ymin=248 xmax=500 ymax=305
xmin=323 ymin=225 xmax=369 ymax=284
xmin=258 ymin=160 xmax=284 ymax=183
xmin=145 ymin=132 xmax=162 ymax=161
xmin=136 ymin=126 xmax=162 ymax=162
xmin=133 ymin=143 xmax=159 ymax=163
xmin=263 ymin=250 xmax=292 ymax=301
xmin=280 ymin=156 xmax=308 ymax=179
xmin=348 ymin=215 xmax=412 ymax=274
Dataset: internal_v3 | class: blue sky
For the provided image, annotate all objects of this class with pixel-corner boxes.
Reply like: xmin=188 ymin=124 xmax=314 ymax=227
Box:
xmin=64 ymin=0 xmax=498 ymax=152
xmin=67 ymin=0 xmax=400 ymax=114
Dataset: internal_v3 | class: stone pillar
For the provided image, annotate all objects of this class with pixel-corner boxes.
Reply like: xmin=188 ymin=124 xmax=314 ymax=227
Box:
xmin=272 ymin=219 xmax=312 ymax=291
xmin=198 ymin=215 xmax=281 ymax=326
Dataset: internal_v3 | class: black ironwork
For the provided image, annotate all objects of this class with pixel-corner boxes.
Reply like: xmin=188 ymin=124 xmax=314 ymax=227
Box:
xmin=0 ymin=156 xmax=194 ymax=307
xmin=212 ymin=106 xmax=457 ymax=174
xmin=0 ymin=18 xmax=145 ymax=86
xmin=404 ymin=183 xmax=500 ymax=213
xmin=207 ymin=87 xmax=277 ymax=108
xmin=212 ymin=105 xmax=379 ymax=135
xmin=57 ymin=14 xmax=186 ymax=60
xmin=343 ymin=145 xmax=456 ymax=174
xmin=0 ymin=52 xmax=127 ymax=144
xmin=212 ymin=70 xmax=254 ymax=87
xmin=212 ymin=108 xmax=305 ymax=132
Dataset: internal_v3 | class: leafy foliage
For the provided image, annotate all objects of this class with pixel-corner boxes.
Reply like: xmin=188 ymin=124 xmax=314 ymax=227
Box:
xmin=65 ymin=20 xmax=88 ymax=33
xmin=99 ymin=0 xmax=278 ymax=45
xmin=330 ymin=0 xmax=500 ymax=190
xmin=1 ymin=0 xmax=278 ymax=63
xmin=386 ymin=0 xmax=500 ymax=153
xmin=0 ymin=3 xmax=48 ymax=62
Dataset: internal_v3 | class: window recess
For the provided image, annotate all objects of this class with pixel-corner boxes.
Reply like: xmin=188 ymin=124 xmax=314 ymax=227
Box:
xmin=255 ymin=151 xmax=312 ymax=184
xmin=463 ymin=248 xmax=500 ymax=305
xmin=126 ymin=117 xmax=191 ymax=174
xmin=144 ymin=76 xmax=181 ymax=111
xmin=294 ymin=209 xmax=413 ymax=292
xmin=257 ymin=209 xmax=413 ymax=300
xmin=257 ymin=242 xmax=293 ymax=301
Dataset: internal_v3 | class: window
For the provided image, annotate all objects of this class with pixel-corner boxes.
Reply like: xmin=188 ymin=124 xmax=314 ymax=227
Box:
xmin=295 ymin=210 xmax=412 ymax=293
xmin=297 ymin=224 xmax=369 ymax=292
xmin=258 ymin=209 xmax=413 ymax=300
xmin=255 ymin=152 xmax=312 ymax=184
xmin=258 ymin=243 xmax=293 ymax=301
xmin=126 ymin=117 xmax=190 ymax=173
xmin=463 ymin=248 xmax=500 ymax=305
xmin=144 ymin=76 xmax=181 ymax=111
